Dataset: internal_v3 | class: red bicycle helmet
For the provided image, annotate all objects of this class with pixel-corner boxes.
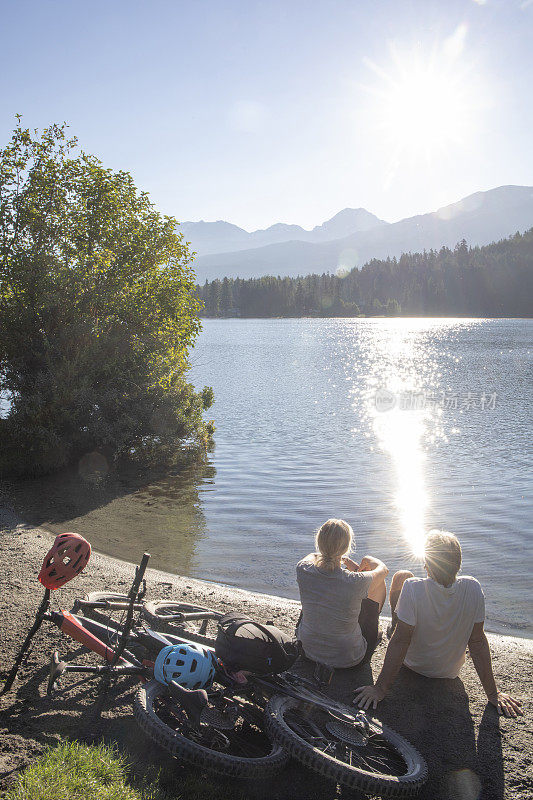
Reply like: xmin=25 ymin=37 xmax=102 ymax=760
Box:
xmin=38 ymin=533 xmax=91 ymax=590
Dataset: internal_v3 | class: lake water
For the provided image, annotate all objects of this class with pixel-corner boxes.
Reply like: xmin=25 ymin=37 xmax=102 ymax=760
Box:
xmin=4 ymin=318 xmax=532 ymax=636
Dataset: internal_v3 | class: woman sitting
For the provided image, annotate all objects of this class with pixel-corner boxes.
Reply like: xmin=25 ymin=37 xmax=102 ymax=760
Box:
xmin=296 ymin=519 xmax=388 ymax=669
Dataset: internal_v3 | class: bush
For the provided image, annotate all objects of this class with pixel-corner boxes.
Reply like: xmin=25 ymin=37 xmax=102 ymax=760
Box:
xmin=0 ymin=120 xmax=213 ymax=477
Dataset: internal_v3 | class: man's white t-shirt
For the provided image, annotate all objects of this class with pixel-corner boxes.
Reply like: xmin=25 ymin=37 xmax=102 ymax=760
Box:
xmin=395 ymin=575 xmax=485 ymax=679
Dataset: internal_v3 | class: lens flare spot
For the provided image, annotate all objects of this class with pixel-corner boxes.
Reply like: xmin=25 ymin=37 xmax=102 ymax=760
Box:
xmin=445 ymin=769 xmax=482 ymax=800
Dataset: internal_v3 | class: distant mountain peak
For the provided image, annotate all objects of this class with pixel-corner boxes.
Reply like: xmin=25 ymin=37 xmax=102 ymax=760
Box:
xmin=181 ymin=206 xmax=386 ymax=256
xmin=191 ymin=185 xmax=533 ymax=282
xmin=311 ymin=208 xmax=387 ymax=240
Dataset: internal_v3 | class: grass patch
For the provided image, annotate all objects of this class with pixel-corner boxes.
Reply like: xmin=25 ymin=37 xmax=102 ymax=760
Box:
xmin=2 ymin=740 xmax=246 ymax=800
xmin=3 ymin=740 xmax=143 ymax=800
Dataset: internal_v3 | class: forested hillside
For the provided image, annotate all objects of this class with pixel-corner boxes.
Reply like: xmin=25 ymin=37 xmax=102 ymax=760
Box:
xmin=193 ymin=186 xmax=533 ymax=281
xmin=197 ymin=229 xmax=533 ymax=318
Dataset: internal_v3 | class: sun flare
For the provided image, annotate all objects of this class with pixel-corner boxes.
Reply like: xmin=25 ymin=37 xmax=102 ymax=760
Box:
xmin=373 ymin=409 xmax=428 ymax=560
xmin=363 ymin=25 xmax=484 ymax=167
xmin=374 ymin=409 xmax=428 ymax=559
xmin=379 ymin=63 xmax=467 ymax=153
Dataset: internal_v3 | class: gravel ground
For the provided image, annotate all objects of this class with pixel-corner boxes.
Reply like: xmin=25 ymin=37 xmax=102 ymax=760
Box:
xmin=0 ymin=509 xmax=531 ymax=800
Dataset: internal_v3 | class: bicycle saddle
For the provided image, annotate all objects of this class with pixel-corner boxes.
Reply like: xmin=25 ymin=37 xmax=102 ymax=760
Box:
xmin=167 ymin=679 xmax=208 ymax=729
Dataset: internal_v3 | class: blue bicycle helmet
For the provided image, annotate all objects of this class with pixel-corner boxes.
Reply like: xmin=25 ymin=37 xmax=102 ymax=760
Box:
xmin=154 ymin=643 xmax=218 ymax=690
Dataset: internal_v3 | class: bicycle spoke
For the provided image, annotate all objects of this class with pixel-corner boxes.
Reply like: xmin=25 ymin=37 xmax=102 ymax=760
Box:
xmin=283 ymin=706 xmax=409 ymax=777
xmin=154 ymin=694 xmax=274 ymax=761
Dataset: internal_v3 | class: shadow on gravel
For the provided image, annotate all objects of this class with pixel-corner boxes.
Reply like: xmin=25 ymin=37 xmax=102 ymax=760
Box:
xmin=1 ymin=640 xmax=508 ymax=800
xmin=367 ymin=667 xmax=505 ymax=800
xmin=0 ymin=648 xmax=389 ymax=800
xmin=477 ymin=707 xmax=505 ymax=800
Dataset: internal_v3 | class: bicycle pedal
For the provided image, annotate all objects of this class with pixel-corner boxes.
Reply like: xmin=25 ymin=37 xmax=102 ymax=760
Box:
xmin=47 ymin=651 xmax=67 ymax=695
xmin=200 ymin=705 xmax=239 ymax=730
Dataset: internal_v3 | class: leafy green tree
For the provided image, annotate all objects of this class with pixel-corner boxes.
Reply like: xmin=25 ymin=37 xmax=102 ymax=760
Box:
xmin=208 ymin=279 xmax=221 ymax=317
xmin=0 ymin=120 xmax=213 ymax=477
xmin=294 ymin=281 xmax=305 ymax=315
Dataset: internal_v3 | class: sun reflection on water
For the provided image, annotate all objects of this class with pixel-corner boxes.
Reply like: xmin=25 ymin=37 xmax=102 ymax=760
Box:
xmin=372 ymin=407 xmax=428 ymax=558
xmin=359 ymin=319 xmax=446 ymax=559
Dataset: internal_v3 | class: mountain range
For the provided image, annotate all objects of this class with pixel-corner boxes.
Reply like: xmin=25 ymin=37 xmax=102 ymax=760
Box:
xmin=180 ymin=207 xmax=386 ymax=256
xmin=182 ymin=186 xmax=533 ymax=283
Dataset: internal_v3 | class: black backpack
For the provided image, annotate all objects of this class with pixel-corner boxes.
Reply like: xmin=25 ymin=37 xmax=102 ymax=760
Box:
xmin=215 ymin=613 xmax=299 ymax=675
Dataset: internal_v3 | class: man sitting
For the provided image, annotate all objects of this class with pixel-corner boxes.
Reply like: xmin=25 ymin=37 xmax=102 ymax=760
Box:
xmin=354 ymin=530 xmax=523 ymax=719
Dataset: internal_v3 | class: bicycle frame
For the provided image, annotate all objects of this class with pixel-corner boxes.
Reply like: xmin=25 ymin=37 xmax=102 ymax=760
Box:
xmin=248 ymin=673 xmax=368 ymax=728
xmin=47 ymin=610 xmax=133 ymax=664
xmin=3 ymin=548 xmax=355 ymax=726
xmin=2 ymin=552 xmax=152 ymax=695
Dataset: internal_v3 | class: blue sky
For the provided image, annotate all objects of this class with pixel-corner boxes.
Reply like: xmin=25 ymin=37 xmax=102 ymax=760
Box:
xmin=1 ymin=0 xmax=532 ymax=230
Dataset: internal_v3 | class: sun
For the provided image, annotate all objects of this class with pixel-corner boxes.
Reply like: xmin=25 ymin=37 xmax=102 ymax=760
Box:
xmin=363 ymin=25 xmax=483 ymax=166
xmin=380 ymin=61 xmax=467 ymax=155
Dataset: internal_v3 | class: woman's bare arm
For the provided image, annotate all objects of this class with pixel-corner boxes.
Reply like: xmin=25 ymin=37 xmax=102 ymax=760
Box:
xmin=343 ymin=555 xmax=388 ymax=591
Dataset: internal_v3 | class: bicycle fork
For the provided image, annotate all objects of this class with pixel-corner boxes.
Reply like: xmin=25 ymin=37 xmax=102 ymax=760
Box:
xmin=1 ymin=588 xmax=51 ymax=695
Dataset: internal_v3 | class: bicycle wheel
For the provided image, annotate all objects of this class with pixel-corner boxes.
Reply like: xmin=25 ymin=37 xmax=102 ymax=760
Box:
xmin=265 ymin=694 xmax=427 ymax=797
xmin=134 ymin=679 xmax=288 ymax=778
xmin=142 ymin=601 xmax=220 ymax=645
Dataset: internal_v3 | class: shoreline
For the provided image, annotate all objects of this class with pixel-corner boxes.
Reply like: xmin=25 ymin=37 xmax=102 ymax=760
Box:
xmin=198 ymin=315 xmax=533 ymax=320
xmin=1 ymin=508 xmax=532 ymax=800
xmin=11 ymin=506 xmax=532 ymax=641
xmin=1 ymin=482 xmax=529 ymax=640
xmin=39 ymin=539 xmax=532 ymax=640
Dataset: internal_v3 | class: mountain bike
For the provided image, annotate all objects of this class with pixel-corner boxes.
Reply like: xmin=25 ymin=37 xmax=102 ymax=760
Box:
xmin=132 ymin=608 xmax=428 ymax=797
xmin=4 ymin=548 xmax=427 ymax=795
xmin=63 ymin=578 xmax=429 ymax=795
xmin=70 ymin=589 xmax=427 ymax=793
xmin=2 ymin=551 xmax=287 ymax=779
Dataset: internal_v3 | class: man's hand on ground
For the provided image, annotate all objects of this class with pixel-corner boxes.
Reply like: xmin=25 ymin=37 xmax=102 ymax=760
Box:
xmin=353 ymin=684 xmax=386 ymax=710
xmin=487 ymin=691 xmax=523 ymax=718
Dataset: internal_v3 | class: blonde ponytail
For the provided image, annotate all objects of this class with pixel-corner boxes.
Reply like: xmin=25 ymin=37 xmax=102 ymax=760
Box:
xmin=314 ymin=519 xmax=353 ymax=572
